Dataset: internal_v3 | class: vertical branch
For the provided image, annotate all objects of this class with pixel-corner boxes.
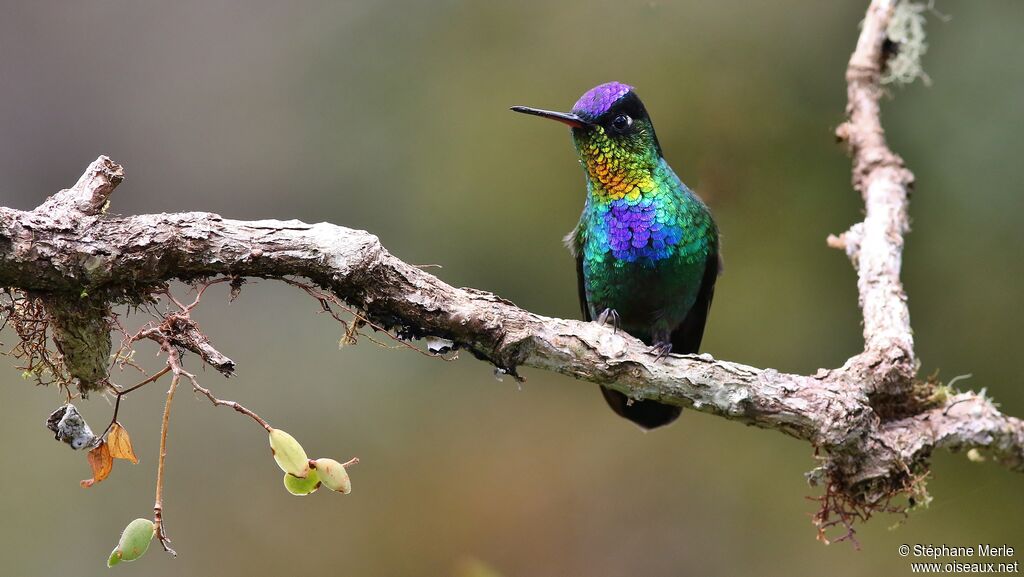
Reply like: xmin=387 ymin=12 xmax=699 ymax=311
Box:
xmin=834 ymin=0 xmax=917 ymax=393
xmin=153 ymin=369 xmax=179 ymax=556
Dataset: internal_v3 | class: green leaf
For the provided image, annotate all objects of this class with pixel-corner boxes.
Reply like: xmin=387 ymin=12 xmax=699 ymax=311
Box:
xmin=269 ymin=429 xmax=310 ymax=478
xmin=283 ymin=470 xmax=320 ymax=496
xmin=112 ymin=518 xmax=155 ymax=564
xmin=107 ymin=548 xmax=122 ymax=567
xmin=312 ymin=458 xmax=352 ymax=494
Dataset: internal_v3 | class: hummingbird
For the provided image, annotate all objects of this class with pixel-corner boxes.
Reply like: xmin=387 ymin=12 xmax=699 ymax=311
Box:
xmin=512 ymin=82 xmax=720 ymax=430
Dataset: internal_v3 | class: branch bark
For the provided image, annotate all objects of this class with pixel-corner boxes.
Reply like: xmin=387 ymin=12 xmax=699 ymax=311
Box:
xmin=1 ymin=0 xmax=1021 ymax=529
xmin=832 ymin=0 xmax=917 ymax=396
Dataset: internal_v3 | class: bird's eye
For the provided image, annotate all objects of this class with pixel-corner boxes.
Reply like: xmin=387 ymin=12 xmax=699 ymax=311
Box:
xmin=611 ymin=114 xmax=632 ymax=132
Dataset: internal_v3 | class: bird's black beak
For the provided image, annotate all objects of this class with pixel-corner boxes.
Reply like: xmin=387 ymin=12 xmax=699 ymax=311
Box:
xmin=510 ymin=106 xmax=587 ymax=128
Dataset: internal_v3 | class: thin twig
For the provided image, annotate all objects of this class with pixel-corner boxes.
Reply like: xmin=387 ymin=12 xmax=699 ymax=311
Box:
xmin=181 ymin=278 xmax=234 ymax=313
xmin=190 ymin=378 xmax=272 ymax=432
xmin=101 ymin=365 xmax=172 ymax=437
xmin=153 ymin=365 xmax=179 ymax=557
xmin=283 ymin=278 xmax=454 ymax=360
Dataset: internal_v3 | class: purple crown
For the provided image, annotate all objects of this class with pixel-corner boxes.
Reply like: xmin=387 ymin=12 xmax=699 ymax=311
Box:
xmin=572 ymin=82 xmax=633 ymax=118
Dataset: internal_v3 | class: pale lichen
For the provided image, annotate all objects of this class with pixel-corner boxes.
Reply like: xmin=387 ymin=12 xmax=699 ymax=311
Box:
xmin=881 ymin=1 xmax=934 ymax=86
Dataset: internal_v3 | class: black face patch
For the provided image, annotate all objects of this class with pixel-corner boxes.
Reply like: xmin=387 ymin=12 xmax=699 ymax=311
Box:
xmin=596 ymin=92 xmax=648 ymax=129
xmin=585 ymin=92 xmax=662 ymax=157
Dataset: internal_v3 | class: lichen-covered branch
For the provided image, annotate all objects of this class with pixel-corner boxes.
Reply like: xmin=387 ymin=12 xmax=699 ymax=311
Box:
xmin=20 ymin=157 xmax=125 ymax=391
xmin=1 ymin=154 xmax=1020 ymax=481
xmin=0 ymin=193 xmax=865 ymax=441
xmin=831 ymin=0 xmax=916 ymax=394
xmin=878 ymin=393 xmax=1024 ymax=479
xmin=1 ymin=0 xmax=1021 ymax=539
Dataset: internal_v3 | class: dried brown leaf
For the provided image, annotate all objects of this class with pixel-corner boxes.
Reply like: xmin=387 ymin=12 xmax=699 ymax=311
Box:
xmin=107 ymin=422 xmax=139 ymax=464
xmin=81 ymin=442 xmax=113 ymax=488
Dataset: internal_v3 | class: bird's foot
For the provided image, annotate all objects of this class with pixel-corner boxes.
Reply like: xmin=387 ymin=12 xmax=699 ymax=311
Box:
xmin=596 ymin=308 xmax=620 ymax=333
xmin=648 ymin=342 xmax=673 ymax=362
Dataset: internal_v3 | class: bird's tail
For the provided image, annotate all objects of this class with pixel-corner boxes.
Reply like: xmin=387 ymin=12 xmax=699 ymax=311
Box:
xmin=600 ymin=386 xmax=682 ymax=430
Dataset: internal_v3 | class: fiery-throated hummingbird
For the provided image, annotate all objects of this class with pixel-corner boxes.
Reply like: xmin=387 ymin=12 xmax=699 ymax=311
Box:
xmin=512 ymin=82 xmax=720 ymax=430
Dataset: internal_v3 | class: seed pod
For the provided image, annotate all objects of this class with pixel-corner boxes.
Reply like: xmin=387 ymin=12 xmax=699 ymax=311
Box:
xmin=108 ymin=518 xmax=155 ymax=566
xmin=283 ymin=469 xmax=321 ymax=496
xmin=269 ymin=429 xmax=309 ymax=478
xmin=313 ymin=458 xmax=352 ymax=494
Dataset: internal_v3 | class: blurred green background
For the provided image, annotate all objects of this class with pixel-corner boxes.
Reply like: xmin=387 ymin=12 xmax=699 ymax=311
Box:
xmin=1 ymin=1 xmax=1021 ymax=576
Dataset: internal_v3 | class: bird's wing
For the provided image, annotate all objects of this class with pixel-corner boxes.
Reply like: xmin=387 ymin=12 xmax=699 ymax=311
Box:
xmin=563 ymin=223 xmax=591 ymax=322
xmin=670 ymin=251 xmax=721 ymax=354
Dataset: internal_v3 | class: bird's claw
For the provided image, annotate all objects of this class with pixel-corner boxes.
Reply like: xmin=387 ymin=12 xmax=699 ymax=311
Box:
xmin=648 ymin=343 xmax=673 ymax=362
xmin=596 ymin=308 xmax=621 ymax=333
